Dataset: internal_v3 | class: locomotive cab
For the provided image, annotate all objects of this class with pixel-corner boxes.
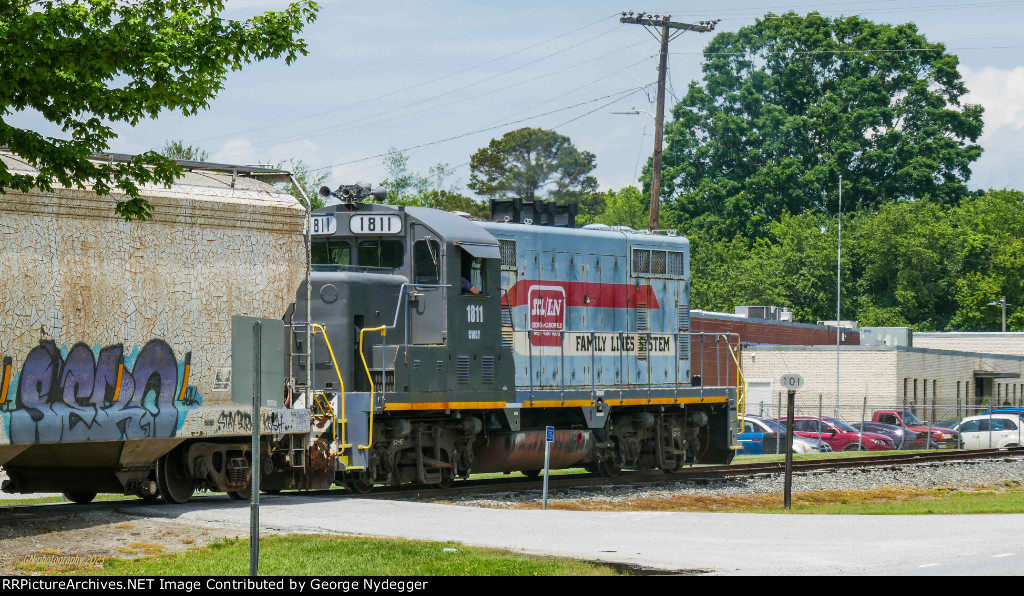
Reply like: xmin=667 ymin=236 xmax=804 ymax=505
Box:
xmin=284 ymin=198 xmax=513 ymax=490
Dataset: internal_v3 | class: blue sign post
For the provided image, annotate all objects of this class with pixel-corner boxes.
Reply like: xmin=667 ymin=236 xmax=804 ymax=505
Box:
xmin=542 ymin=426 xmax=554 ymax=510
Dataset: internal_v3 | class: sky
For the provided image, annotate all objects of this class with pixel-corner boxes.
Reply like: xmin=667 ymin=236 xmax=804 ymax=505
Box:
xmin=14 ymin=0 xmax=1024 ymax=197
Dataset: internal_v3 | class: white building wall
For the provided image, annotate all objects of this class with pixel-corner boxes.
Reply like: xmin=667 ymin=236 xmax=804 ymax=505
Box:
xmin=740 ymin=346 xmax=1024 ymax=421
xmin=914 ymin=332 xmax=1024 ymax=357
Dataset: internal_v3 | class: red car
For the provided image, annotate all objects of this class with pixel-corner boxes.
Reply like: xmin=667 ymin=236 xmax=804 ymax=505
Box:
xmin=776 ymin=416 xmax=897 ymax=451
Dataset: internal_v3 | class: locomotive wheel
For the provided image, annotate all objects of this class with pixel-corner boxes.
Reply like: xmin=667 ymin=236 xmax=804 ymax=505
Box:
xmin=227 ymin=484 xmax=252 ymax=500
xmin=156 ymin=449 xmax=197 ymax=504
xmin=596 ymin=459 xmax=621 ymax=478
xmin=344 ymin=471 xmax=375 ymax=494
xmin=433 ymin=469 xmax=454 ymax=489
xmin=660 ymin=459 xmax=683 ymax=474
xmin=62 ymin=491 xmax=97 ymax=504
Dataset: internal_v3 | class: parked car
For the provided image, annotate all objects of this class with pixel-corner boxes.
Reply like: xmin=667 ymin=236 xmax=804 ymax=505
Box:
xmin=932 ymin=419 xmax=961 ymax=430
xmin=953 ymin=414 xmax=1024 ymax=449
xmin=778 ymin=416 xmax=896 ymax=451
xmin=850 ymin=421 xmax=928 ymax=450
xmin=980 ymin=407 xmax=1024 ymax=418
xmin=739 ymin=416 xmax=832 ymax=455
xmin=871 ymin=410 xmax=960 ymax=448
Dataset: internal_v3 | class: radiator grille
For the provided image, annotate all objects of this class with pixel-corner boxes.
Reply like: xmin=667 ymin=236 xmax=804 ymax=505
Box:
xmin=481 ymin=356 xmax=495 ymax=384
xmin=499 ymin=239 xmax=517 ymax=270
xmin=632 ymin=247 xmax=685 ymax=278
xmin=668 ymin=252 xmax=684 ymax=276
xmin=651 ymin=250 xmax=667 ymax=274
xmin=677 ymin=305 xmax=690 ymax=360
xmin=456 ymin=356 xmax=470 ymax=384
xmin=632 ymin=248 xmax=650 ymax=274
xmin=636 ymin=309 xmax=648 ymax=361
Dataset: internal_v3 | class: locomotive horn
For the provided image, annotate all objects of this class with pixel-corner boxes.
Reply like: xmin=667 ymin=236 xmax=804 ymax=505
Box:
xmin=318 ymin=186 xmax=332 ymax=198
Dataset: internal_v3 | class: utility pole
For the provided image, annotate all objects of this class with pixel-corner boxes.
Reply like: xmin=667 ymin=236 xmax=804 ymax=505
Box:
xmin=620 ymin=11 xmax=719 ymax=231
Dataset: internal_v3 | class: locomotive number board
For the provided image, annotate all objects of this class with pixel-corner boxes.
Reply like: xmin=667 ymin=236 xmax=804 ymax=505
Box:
xmin=310 ymin=215 xmax=337 ymax=236
xmin=349 ymin=214 xmax=403 ymax=235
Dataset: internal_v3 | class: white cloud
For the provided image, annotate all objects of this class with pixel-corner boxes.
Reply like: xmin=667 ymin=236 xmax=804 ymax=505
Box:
xmin=963 ymin=65 xmax=1024 ymax=138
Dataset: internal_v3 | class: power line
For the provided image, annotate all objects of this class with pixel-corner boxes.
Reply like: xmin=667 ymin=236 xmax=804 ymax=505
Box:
xmin=194 ymin=12 xmax=622 ymax=143
xmin=486 ymin=54 xmax=655 ymax=127
xmin=310 ymin=85 xmax=653 ymax=173
xmin=669 ymin=43 xmax=1024 ymax=57
xmin=212 ymin=23 xmax=631 ymax=156
xmin=551 ymin=88 xmax=647 ymax=129
xmin=217 ymin=39 xmax=653 ymax=157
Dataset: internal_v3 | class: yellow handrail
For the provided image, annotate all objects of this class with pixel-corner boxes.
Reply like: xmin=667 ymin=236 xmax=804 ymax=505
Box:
xmin=725 ymin=333 xmax=746 ymax=433
xmin=358 ymin=326 xmax=387 ymax=451
xmin=310 ymin=324 xmax=350 ymax=453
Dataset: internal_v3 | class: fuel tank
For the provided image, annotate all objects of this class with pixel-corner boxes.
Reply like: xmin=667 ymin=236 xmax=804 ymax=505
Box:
xmin=472 ymin=429 xmax=593 ymax=473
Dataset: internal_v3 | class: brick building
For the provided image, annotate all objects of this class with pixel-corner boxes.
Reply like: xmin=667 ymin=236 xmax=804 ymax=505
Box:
xmin=691 ymin=310 xmax=1024 ymax=421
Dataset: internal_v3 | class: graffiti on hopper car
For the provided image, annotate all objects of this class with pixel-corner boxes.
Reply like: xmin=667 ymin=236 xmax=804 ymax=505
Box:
xmin=0 ymin=340 xmax=203 ymax=444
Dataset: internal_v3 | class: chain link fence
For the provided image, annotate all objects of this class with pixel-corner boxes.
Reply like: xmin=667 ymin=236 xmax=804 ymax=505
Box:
xmin=747 ymin=393 xmax=1024 ymax=454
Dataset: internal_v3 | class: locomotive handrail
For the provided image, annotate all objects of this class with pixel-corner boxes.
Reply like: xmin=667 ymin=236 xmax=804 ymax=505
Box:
xmin=358 ymin=326 xmax=387 ymax=451
xmin=725 ymin=336 xmax=746 ymax=432
xmin=310 ymin=324 xmax=357 ymax=467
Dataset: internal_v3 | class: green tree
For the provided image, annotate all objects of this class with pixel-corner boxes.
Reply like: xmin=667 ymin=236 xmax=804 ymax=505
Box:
xmin=948 ymin=190 xmax=1024 ymax=330
xmin=468 ymin=127 xmax=597 ymax=202
xmin=160 ymin=139 xmax=208 ymax=162
xmin=378 ymin=148 xmax=488 ymax=218
xmin=658 ymin=12 xmax=984 ymax=239
xmin=278 ymin=158 xmax=328 ymax=210
xmin=585 ymin=188 xmax=647 ymax=230
xmin=0 ymin=0 xmax=319 ymax=221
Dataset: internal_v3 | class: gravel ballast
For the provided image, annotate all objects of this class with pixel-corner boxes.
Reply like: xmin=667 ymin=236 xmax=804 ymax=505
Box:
xmin=450 ymin=457 xmax=1024 ymax=508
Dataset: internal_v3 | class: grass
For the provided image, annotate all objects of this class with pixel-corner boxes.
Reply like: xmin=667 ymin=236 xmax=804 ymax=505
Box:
xmin=509 ymin=482 xmax=1024 ymax=515
xmin=731 ymin=449 xmax=945 ymax=464
xmin=81 ymin=535 xmax=622 ymax=576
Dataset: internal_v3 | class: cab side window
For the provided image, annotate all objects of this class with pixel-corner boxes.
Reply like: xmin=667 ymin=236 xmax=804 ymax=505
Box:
xmin=459 ymin=248 xmax=486 ymax=295
xmin=413 ymin=239 xmax=441 ymax=284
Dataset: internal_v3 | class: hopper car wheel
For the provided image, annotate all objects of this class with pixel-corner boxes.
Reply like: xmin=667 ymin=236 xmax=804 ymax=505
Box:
xmin=345 ymin=471 xmax=375 ymax=494
xmin=62 ymin=492 xmax=97 ymax=504
xmin=227 ymin=484 xmax=252 ymax=500
xmin=262 ymin=489 xmax=282 ymax=495
xmin=521 ymin=470 xmax=541 ymax=479
xmin=596 ymin=459 xmax=621 ymax=478
xmin=583 ymin=463 xmax=599 ymax=475
xmin=156 ymin=450 xmax=197 ymax=504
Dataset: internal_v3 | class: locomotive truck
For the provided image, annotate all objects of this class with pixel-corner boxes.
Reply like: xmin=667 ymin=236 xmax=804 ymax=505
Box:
xmin=0 ymin=153 xmax=742 ymax=503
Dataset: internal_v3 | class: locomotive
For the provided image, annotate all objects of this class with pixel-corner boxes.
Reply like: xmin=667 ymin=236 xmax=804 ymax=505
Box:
xmin=0 ymin=154 xmax=740 ymax=504
xmin=258 ymin=184 xmax=742 ymax=495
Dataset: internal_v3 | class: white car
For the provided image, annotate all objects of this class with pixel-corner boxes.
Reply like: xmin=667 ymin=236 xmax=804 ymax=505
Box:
xmin=953 ymin=414 xmax=1024 ymax=449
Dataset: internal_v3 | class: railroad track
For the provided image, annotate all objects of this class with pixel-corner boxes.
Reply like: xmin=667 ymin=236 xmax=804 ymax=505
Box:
xmin=2 ymin=448 xmax=1022 ymax=520
xmin=354 ymin=447 xmax=1024 ymax=501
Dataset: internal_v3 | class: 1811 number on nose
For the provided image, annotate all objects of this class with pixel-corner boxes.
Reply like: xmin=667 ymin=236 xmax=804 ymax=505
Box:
xmin=349 ymin=214 xmax=403 ymax=235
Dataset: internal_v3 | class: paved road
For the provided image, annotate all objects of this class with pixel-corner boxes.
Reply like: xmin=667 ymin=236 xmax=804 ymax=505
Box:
xmin=127 ymin=496 xmax=1024 ymax=575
